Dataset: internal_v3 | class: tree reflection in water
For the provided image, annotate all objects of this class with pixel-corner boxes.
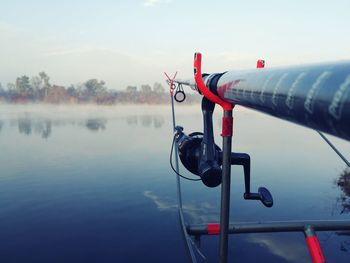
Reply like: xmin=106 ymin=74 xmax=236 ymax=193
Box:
xmin=140 ymin=115 xmax=152 ymax=127
xmin=335 ymin=168 xmax=350 ymax=214
xmin=35 ymin=120 xmax=52 ymax=139
xmin=153 ymin=116 xmax=164 ymax=128
xmin=18 ymin=117 xmax=52 ymax=138
xmin=334 ymin=171 xmax=349 ymax=261
xmin=126 ymin=115 xmax=164 ymax=128
xmin=18 ymin=117 xmax=32 ymax=135
xmin=85 ymin=118 xmax=107 ymax=131
xmin=126 ymin=116 xmax=137 ymax=126
xmin=13 ymin=113 xmax=164 ymax=139
xmin=16 ymin=117 xmax=108 ymax=138
xmin=0 ymin=120 xmax=3 ymax=132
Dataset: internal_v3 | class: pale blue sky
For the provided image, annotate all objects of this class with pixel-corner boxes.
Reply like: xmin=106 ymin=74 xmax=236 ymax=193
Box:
xmin=1 ymin=0 xmax=349 ymax=89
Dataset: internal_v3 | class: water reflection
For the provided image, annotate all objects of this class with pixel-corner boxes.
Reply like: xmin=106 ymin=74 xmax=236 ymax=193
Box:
xmin=248 ymin=235 xmax=309 ymax=263
xmin=10 ymin=114 xmax=165 ymax=139
xmin=35 ymin=120 xmax=52 ymax=139
xmin=126 ymin=116 xmax=138 ymax=126
xmin=337 ymin=232 xmax=350 ymax=252
xmin=16 ymin=117 xmax=108 ymax=138
xmin=125 ymin=115 xmax=164 ymax=128
xmin=144 ymin=191 xmax=219 ymax=223
xmin=85 ymin=118 xmax=106 ymax=131
xmin=0 ymin=105 xmax=349 ymax=262
xmin=153 ymin=116 xmax=165 ymax=128
xmin=18 ymin=117 xmax=32 ymax=135
xmin=0 ymin=120 xmax=3 ymax=132
xmin=18 ymin=117 xmax=52 ymax=138
xmin=335 ymin=168 xmax=350 ymax=214
xmin=140 ymin=115 xmax=152 ymax=127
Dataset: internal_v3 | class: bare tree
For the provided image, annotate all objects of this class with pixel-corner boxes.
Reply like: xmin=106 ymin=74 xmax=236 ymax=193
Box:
xmin=141 ymin=84 xmax=151 ymax=93
xmin=15 ymin=75 xmax=32 ymax=96
xmin=126 ymin=86 xmax=137 ymax=93
xmin=153 ymin=82 xmax=165 ymax=93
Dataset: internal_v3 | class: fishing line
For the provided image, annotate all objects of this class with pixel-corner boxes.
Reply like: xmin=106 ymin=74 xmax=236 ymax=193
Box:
xmin=317 ymin=131 xmax=350 ymax=167
xmin=166 ymin=71 xmax=200 ymax=263
xmin=189 ymin=237 xmax=207 ymax=260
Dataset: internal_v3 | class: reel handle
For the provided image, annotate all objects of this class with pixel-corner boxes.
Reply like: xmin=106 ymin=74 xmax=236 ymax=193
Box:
xmin=230 ymin=152 xmax=273 ymax=208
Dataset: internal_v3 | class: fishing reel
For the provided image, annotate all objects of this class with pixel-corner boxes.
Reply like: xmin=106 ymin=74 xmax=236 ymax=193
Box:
xmin=174 ymin=97 xmax=273 ymax=207
xmin=175 ymin=98 xmax=222 ymax=187
xmin=175 ymin=126 xmax=222 ymax=187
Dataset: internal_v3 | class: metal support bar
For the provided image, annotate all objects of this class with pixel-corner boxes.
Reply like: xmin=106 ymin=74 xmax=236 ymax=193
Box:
xmin=219 ymin=110 xmax=233 ymax=263
xmin=188 ymin=220 xmax=350 ymax=262
xmin=187 ymin=220 xmax=350 ymax=235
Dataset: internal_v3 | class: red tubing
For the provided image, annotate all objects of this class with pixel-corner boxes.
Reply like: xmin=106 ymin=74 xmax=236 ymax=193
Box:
xmin=306 ymin=236 xmax=326 ymax=263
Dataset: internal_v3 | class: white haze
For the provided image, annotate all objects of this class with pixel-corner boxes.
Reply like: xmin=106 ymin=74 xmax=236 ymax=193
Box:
xmin=1 ymin=1 xmax=350 ymax=89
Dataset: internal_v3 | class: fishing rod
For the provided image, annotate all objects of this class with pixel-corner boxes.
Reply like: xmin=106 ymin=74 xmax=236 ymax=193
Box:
xmin=203 ymin=58 xmax=350 ymax=141
xmin=166 ymin=52 xmax=350 ymax=263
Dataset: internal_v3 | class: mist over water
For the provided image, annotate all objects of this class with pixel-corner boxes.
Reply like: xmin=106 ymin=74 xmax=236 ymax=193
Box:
xmin=0 ymin=104 xmax=349 ymax=262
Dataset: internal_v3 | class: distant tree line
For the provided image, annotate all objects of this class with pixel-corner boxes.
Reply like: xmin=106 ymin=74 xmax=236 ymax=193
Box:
xmin=0 ymin=72 xmax=199 ymax=104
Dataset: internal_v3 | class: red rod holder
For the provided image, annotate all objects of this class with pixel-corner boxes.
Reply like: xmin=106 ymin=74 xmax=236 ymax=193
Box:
xmin=193 ymin=53 xmax=233 ymax=111
xmin=193 ymin=52 xmax=234 ymax=138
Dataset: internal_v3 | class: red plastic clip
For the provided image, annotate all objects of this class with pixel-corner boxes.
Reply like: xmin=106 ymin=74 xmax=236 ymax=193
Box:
xmin=207 ymin=223 xmax=220 ymax=235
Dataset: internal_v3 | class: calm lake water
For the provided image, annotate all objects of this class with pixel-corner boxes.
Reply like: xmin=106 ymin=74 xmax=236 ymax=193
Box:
xmin=0 ymin=104 xmax=349 ymax=263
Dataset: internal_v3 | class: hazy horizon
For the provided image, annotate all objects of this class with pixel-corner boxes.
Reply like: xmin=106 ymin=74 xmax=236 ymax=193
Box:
xmin=1 ymin=0 xmax=350 ymax=90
